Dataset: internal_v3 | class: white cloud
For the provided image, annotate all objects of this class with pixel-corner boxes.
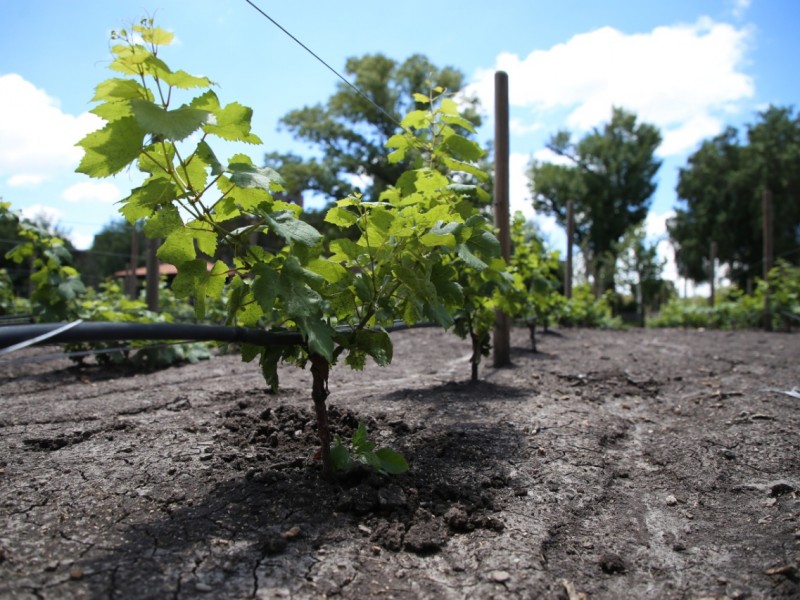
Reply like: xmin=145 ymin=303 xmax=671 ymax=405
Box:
xmin=0 ymin=74 xmax=101 ymax=181
xmin=62 ymin=181 xmax=121 ymax=204
xmin=20 ymin=203 xmax=64 ymax=225
xmin=468 ymin=18 xmax=754 ymax=157
xmin=70 ymin=232 xmax=95 ymax=251
xmin=509 ymin=118 xmax=542 ymax=136
xmin=509 ymin=152 xmax=534 ymax=220
xmin=731 ymin=0 xmax=752 ymax=19
xmin=7 ymin=174 xmax=45 ymax=187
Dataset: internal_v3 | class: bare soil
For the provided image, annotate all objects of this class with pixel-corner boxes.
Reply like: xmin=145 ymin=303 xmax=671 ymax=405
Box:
xmin=1 ymin=327 xmax=799 ymax=599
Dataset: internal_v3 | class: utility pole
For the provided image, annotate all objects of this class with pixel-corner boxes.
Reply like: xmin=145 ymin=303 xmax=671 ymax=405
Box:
xmin=492 ymin=70 xmax=511 ymax=368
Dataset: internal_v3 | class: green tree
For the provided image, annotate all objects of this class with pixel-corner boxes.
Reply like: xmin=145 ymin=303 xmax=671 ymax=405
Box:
xmin=271 ymin=53 xmax=480 ymax=203
xmin=669 ymin=106 xmax=800 ymax=288
xmin=529 ymin=107 xmax=662 ymax=295
xmin=82 ymin=218 xmax=146 ymax=283
xmin=615 ymin=224 xmax=670 ymax=324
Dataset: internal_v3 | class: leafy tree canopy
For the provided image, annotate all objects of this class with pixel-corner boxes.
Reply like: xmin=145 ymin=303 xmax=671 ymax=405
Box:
xmin=669 ymin=105 xmax=800 ymax=287
xmin=268 ymin=53 xmax=481 ymax=204
xmin=529 ymin=107 xmax=662 ymax=294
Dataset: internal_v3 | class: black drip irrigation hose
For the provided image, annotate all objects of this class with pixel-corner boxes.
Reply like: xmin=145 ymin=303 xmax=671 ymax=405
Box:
xmin=0 ymin=320 xmax=436 ymax=357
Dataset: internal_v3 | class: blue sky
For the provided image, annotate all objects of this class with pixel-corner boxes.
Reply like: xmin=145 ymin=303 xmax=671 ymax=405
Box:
xmin=0 ymin=0 xmax=796 ymax=285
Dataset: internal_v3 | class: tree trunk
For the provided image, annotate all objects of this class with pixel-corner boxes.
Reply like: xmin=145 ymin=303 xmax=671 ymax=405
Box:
xmin=528 ymin=322 xmax=537 ymax=353
xmin=310 ymin=353 xmax=332 ymax=476
xmin=469 ymin=332 xmax=481 ymax=384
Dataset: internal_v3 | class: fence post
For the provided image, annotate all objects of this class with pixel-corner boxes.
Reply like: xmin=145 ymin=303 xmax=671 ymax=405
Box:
xmin=145 ymin=238 xmax=160 ymax=312
xmin=565 ymin=199 xmax=574 ymax=299
xmin=708 ymin=241 xmax=717 ymax=307
xmin=763 ymin=189 xmax=773 ymax=331
xmin=127 ymin=228 xmax=139 ymax=300
xmin=492 ymin=70 xmax=511 ymax=368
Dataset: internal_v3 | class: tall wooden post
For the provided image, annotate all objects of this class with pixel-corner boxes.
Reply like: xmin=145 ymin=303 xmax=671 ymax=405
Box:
xmin=145 ymin=238 xmax=160 ymax=312
xmin=127 ymin=228 xmax=139 ymax=299
xmin=492 ymin=71 xmax=511 ymax=368
xmin=565 ymin=199 xmax=574 ymax=299
xmin=763 ymin=189 xmax=773 ymax=331
xmin=708 ymin=241 xmax=717 ymax=307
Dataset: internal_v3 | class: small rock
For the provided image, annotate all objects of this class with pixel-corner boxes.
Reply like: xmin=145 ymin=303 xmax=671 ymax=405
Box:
xmin=69 ymin=566 xmax=84 ymax=580
xmin=444 ymin=506 xmax=472 ymax=532
xmin=665 ymin=494 xmax=679 ymax=506
xmin=769 ymin=480 xmax=795 ymax=497
xmin=490 ymin=570 xmax=511 ymax=583
xmin=404 ymin=518 xmax=447 ymax=554
xmin=720 ymin=449 xmax=737 ymax=460
xmin=281 ymin=526 xmax=301 ymax=540
xmin=195 ymin=582 xmax=212 ymax=593
xmin=672 ymin=542 xmax=687 ymax=552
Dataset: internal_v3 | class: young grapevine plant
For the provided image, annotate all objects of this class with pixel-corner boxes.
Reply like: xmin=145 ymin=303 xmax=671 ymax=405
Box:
xmin=508 ymin=212 xmax=564 ymax=351
xmin=76 ymin=18 xmax=500 ymax=476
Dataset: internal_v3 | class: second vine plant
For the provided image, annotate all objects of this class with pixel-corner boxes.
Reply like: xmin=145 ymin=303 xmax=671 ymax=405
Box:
xmin=77 ymin=18 xmax=502 ymax=477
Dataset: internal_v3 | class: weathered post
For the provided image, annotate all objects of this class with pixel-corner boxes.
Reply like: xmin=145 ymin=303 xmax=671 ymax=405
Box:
xmin=708 ymin=241 xmax=717 ymax=307
xmin=145 ymin=238 xmax=159 ymax=312
xmin=565 ymin=199 xmax=574 ymax=299
xmin=493 ymin=71 xmax=511 ymax=368
xmin=127 ymin=227 xmax=139 ymax=300
xmin=763 ymin=189 xmax=773 ymax=331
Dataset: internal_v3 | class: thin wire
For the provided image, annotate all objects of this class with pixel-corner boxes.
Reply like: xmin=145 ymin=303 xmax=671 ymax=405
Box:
xmin=242 ymin=0 xmax=406 ymax=133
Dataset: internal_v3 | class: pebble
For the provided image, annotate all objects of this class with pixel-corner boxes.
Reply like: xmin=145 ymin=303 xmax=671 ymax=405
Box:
xmin=665 ymin=495 xmax=679 ymax=506
xmin=490 ymin=570 xmax=511 ymax=583
xmin=195 ymin=582 xmax=212 ymax=593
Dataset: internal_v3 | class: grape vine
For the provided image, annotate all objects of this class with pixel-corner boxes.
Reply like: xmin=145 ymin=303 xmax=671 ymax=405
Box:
xmin=76 ymin=18 xmax=501 ymax=475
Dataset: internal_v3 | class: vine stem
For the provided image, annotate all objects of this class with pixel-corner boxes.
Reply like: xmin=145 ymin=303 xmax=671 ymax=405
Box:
xmin=310 ymin=353 xmax=333 ymax=477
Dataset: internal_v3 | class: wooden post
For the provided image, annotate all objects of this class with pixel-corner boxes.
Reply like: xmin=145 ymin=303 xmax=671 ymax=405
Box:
xmin=763 ymin=189 xmax=773 ymax=331
xmin=127 ymin=228 xmax=139 ymax=299
xmin=145 ymin=238 xmax=159 ymax=312
xmin=565 ymin=199 xmax=574 ymax=299
xmin=708 ymin=241 xmax=717 ymax=307
xmin=492 ymin=70 xmax=511 ymax=368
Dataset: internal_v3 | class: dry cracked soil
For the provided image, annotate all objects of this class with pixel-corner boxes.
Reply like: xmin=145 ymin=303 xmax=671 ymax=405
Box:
xmin=1 ymin=326 xmax=799 ymax=599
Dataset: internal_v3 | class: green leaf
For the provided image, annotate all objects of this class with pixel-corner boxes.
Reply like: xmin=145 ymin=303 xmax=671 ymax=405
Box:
xmin=440 ymin=112 xmax=477 ymax=133
xmin=330 ymin=441 xmax=352 ymax=472
xmin=412 ymin=92 xmax=430 ymax=104
xmin=353 ymin=329 xmax=393 ymax=367
xmin=324 ymin=206 xmax=359 ymax=227
xmin=161 ymin=69 xmax=212 ymax=89
xmin=442 ymin=156 xmax=489 ymax=181
xmin=401 ymin=110 xmax=430 ymax=130
xmin=228 ymin=162 xmax=283 ymax=191
xmin=203 ymin=102 xmax=261 ymax=143
xmin=306 ymin=258 xmax=349 ymax=284
xmin=419 ymin=232 xmax=456 ymax=248
xmin=92 ymin=78 xmax=150 ymax=102
xmin=375 ymin=448 xmax=409 ymax=474
xmin=263 ymin=210 xmax=322 ymax=247
xmin=196 ymin=140 xmax=224 ymax=176
xmin=298 ymin=315 xmax=334 ymax=362
xmin=251 ymin=263 xmax=279 ymax=315
xmin=130 ymin=100 xmax=211 ymax=141
xmin=120 ymin=177 xmax=180 ymax=222
xmin=143 ymin=204 xmax=183 ymax=237
xmin=157 ymin=229 xmax=197 ymax=266
xmin=136 ymin=24 xmax=174 ymax=45
xmin=352 ymin=422 xmax=371 ymax=452
xmin=443 ymin=134 xmax=484 ymax=161
xmin=76 ymin=116 xmax=145 ymax=177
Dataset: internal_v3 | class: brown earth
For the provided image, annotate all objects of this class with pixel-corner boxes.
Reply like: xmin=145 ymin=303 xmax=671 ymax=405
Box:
xmin=1 ymin=326 xmax=799 ymax=599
